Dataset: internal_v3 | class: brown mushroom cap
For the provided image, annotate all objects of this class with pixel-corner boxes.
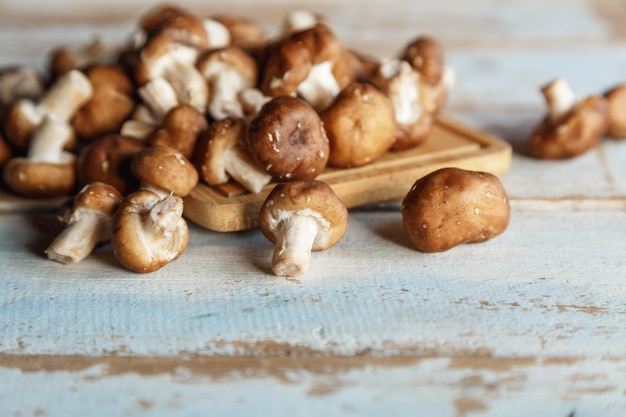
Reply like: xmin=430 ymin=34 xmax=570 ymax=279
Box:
xmin=147 ymin=104 xmax=208 ymax=159
xmin=604 ymin=84 xmax=626 ymax=139
xmin=401 ymin=36 xmax=444 ymax=85
xmin=45 ymin=181 xmax=123 ymax=264
xmin=139 ymin=5 xmax=209 ymax=49
xmin=246 ymin=95 xmax=329 ymax=181
xmin=111 ymin=189 xmax=189 ymax=273
xmin=321 ymin=83 xmax=396 ymax=168
xmin=529 ymin=95 xmax=609 ymax=159
xmin=131 ymin=144 xmax=199 ymax=196
xmin=194 ymin=117 xmax=245 ymax=185
xmin=211 ymin=14 xmax=267 ymax=52
xmin=260 ymin=180 xmax=348 ymax=250
xmin=71 ymin=64 xmax=136 ymax=141
xmin=77 ymin=134 xmax=147 ymax=195
xmin=260 ymin=23 xmax=342 ymax=98
xmin=3 ymin=157 xmax=76 ymax=198
xmin=401 ymin=167 xmax=510 ymax=253
xmin=0 ymin=132 xmax=12 ymax=167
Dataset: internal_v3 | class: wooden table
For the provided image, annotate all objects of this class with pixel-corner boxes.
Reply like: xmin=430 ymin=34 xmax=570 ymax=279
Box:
xmin=1 ymin=0 xmax=626 ymax=415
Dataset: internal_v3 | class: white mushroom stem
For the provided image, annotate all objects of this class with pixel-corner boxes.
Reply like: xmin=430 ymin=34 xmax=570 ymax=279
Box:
xmin=378 ymin=59 xmax=422 ymax=124
xmin=165 ymin=63 xmax=209 ymax=113
xmin=542 ymin=77 xmax=578 ymax=125
xmin=120 ymin=120 xmax=157 ymax=139
xmin=222 ymin=145 xmax=272 ymax=193
xmin=272 ymin=213 xmax=322 ymax=277
xmin=27 ymin=115 xmax=75 ymax=163
xmin=203 ymin=18 xmax=231 ymax=49
xmin=46 ymin=208 xmax=111 ymax=264
xmin=239 ymin=88 xmax=271 ymax=121
xmin=204 ymin=64 xmax=252 ymax=120
xmin=137 ymin=77 xmax=180 ymax=121
xmin=296 ymin=61 xmax=341 ymax=112
xmin=148 ymin=194 xmax=185 ymax=234
xmin=37 ymin=69 xmax=93 ymax=122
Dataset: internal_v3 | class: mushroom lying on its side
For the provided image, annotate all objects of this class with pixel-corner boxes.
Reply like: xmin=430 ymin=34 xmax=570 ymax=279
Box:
xmin=529 ymin=78 xmax=609 ymax=159
xmin=3 ymin=114 xmax=76 ymax=198
xmin=259 ymin=180 xmax=348 ymax=278
xmin=194 ymin=117 xmax=271 ymax=193
xmin=111 ymin=190 xmax=189 ymax=273
xmin=46 ymin=182 xmax=123 ymax=264
xmin=401 ymin=167 xmax=510 ymax=253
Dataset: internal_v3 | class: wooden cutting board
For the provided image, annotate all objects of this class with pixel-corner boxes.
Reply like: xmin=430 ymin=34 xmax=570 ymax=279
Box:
xmin=184 ymin=115 xmax=512 ymax=232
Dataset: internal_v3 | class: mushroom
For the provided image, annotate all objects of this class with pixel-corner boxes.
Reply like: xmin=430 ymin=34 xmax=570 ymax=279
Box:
xmin=3 ymin=69 xmax=92 ymax=150
xmin=401 ymin=167 xmax=510 ymax=253
xmin=246 ymin=95 xmax=329 ymax=181
xmin=260 ymin=23 xmax=343 ymax=111
xmin=76 ymin=134 xmax=147 ymax=195
xmin=147 ymin=104 xmax=208 ymax=159
xmin=321 ymin=83 xmax=396 ymax=168
xmin=133 ymin=31 xmax=209 ymax=114
xmin=46 ymin=182 xmax=123 ymax=264
xmin=371 ymin=58 xmax=435 ymax=151
xmin=136 ymin=77 xmax=181 ymax=122
xmin=194 ymin=117 xmax=271 ymax=193
xmin=197 ymin=46 xmax=259 ymax=120
xmin=603 ymin=84 xmax=626 ymax=139
xmin=3 ymin=114 xmax=76 ymax=198
xmin=211 ymin=14 xmax=267 ymax=54
xmin=111 ymin=189 xmax=189 ymax=273
xmin=131 ymin=144 xmax=199 ymax=197
xmin=71 ymin=64 xmax=135 ymax=141
xmin=259 ymin=179 xmax=348 ymax=277
xmin=135 ymin=4 xmax=229 ymax=51
xmin=48 ymin=38 xmax=119 ymax=77
xmin=400 ymin=35 xmax=455 ymax=111
xmin=529 ymin=78 xmax=609 ymax=159
xmin=0 ymin=67 xmax=44 ymax=109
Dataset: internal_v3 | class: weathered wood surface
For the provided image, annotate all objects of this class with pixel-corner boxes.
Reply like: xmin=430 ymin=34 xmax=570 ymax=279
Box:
xmin=1 ymin=0 xmax=626 ymax=416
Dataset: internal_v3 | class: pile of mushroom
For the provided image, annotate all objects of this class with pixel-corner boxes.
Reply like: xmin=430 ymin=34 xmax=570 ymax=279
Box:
xmin=1 ymin=5 xmax=519 ymax=276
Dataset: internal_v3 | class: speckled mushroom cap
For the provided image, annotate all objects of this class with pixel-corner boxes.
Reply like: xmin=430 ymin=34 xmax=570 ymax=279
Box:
xmin=529 ymin=95 xmax=609 ymax=159
xmin=72 ymin=181 xmax=123 ymax=216
xmin=321 ymin=83 xmax=396 ymax=168
xmin=604 ymin=84 xmax=626 ymax=139
xmin=400 ymin=36 xmax=444 ymax=86
xmin=194 ymin=117 xmax=245 ymax=185
xmin=77 ymin=134 xmax=146 ymax=195
xmin=401 ymin=167 xmax=510 ymax=253
xmin=246 ymin=95 xmax=329 ymax=181
xmin=131 ymin=145 xmax=199 ymax=196
xmin=259 ymin=23 xmax=342 ymax=98
xmin=259 ymin=179 xmax=348 ymax=251
xmin=147 ymin=104 xmax=208 ymax=159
